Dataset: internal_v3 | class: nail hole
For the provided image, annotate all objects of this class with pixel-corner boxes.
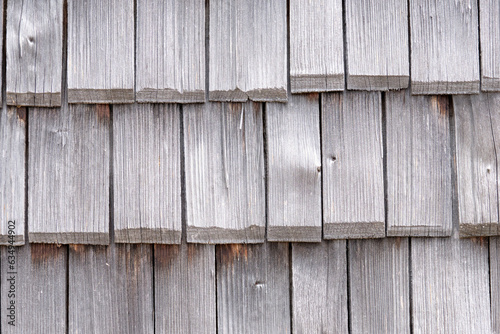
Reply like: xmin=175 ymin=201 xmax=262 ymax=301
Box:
xmin=27 ymin=36 xmax=34 ymax=43
xmin=331 ymin=155 xmax=337 ymax=161
xmin=316 ymin=166 xmax=321 ymax=172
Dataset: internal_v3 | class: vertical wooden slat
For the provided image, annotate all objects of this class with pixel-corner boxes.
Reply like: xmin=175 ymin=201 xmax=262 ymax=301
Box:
xmin=480 ymin=0 xmax=500 ymax=91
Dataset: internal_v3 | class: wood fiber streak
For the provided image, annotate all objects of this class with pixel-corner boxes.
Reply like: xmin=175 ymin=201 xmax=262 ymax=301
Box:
xmin=480 ymin=0 xmax=500 ymax=91
xmin=490 ymin=237 xmax=500 ymax=333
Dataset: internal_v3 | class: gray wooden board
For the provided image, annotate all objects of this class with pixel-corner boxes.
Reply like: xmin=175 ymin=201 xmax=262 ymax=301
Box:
xmin=184 ymin=102 xmax=265 ymax=243
xmin=28 ymin=105 xmax=110 ymax=244
xmin=154 ymin=243 xmax=216 ymax=334
xmin=291 ymin=241 xmax=348 ymax=334
xmin=136 ymin=0 xmax=205 ymax=103
xmin=410 ymin=0 xmax=480 ymax=94
xmin=349 ymin=238 xmax=410 ymax=334
xmin=69 ymin=244 xmax=154 ymax=334
xmin=113 ymin=104 xmax=181 ymax=243
xmin=266 ymin=94 xmax=322 ymax=242
xmin=490 ymin=237 xmax=500 ymax=333
xmin=454 ymin=94 xmax=500 ymax=236
xmin=386 ymin=91 xmax=452 ymax=236
xmin=0 ymin=107 xmax=25 ymax=245
xmin=289 ymin=0 xmax=344 ymax=92
xmin=321 ymin=92 xmax=385 ymax=239
xmin=411 ymin=236 xmax=492 ymax=333
xmin=6 ymin=0 xmax=63 ymax=107
xmin=209 ymin=0 xmax=287 ymax=102
xmin=480 ymin=0 xmax=500 ymax=91
xmin=345 ymin=0 xmax=409 ymax=90
xmin=67 ymin=0 xmax=134 ymax=103
xmin=1 ymin=244 xmax=67 ymax=332
xmin=216 ymin=243 xmax=290 ymax=334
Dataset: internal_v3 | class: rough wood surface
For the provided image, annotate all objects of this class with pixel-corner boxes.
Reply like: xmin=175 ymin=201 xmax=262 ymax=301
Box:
xmin=69 ymin=244 xmax=154 ymax=334
xmin=410 ymin=0 xmax=480 ymax=94
xmin=345 ymin=0 xmax=409 ymax=90
xmin=113 ymin=104 xmax=181 ymax=243
xmin=321 ymin=92 xmax=385 ymax=239
xmin=454 ymin=94 xmax=500 ymax=236
xmin=0 ymin=107 xmax=25 ymax=245
xmin=184 ymin=102 xmax=265 ymax=243
xmin=490 ymin=237 xmax=500 ymax=333
xmin=136 ymin=0 xmax=205 ymax=102
xmin=154 ymin=243 xmax=216 ymax=334
xmin=217 ymin=243 xmax=290 ymax=334
xmin=349 ymin=238 xmax=410 ymax=333
xmin=291 ymin=241 xmax=348 ymax=334
xmin=266 ymin=95 xmax=322 ymax=242
xmin=289 ymin=0 xmax=344 ymax=92
xmin=480 ymin=0 xmax=500 ymax=91
xmin=6 ymin=0 xmax=63 ymax=106
xmin=209 ymin=0 xmax=287 ymax=102
xmin=67 ymin=0 xmax=134 ymax=103
xmin=28 ymin=105 xmax=110 ymax=244
xmin=386 ymin=91 xmax=452 ymax=236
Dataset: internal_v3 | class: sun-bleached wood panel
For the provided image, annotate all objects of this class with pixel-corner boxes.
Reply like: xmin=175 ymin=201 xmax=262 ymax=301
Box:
xmin=480 ymin=0 xmax=500 ymax=91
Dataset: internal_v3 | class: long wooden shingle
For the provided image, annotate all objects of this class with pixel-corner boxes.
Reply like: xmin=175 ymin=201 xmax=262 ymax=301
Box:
xmin=480 ymin=0 xmax=500 ymax=91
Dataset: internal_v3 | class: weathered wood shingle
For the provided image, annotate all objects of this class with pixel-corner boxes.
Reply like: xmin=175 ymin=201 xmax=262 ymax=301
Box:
xmin=480 ymin=0 xmax=500 ymax=91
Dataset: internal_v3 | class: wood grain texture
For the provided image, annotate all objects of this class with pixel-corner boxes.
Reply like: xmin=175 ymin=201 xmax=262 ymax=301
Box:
xmin=289 ymin=0 xmax=344 ymax=93
xmin=410 ymin=0 xmax=480 ymax=94
xmin=217 ymin=243 xmax=290 ymax=334
xmin=136 ymin=0 xmax=205 ymax=102
xmin=184 ymin=102 xmax=265 ymax=243
xmin=349 ymin=238 xmax=410 ymax=334
xmin=411 ymin=236 xmax=491 ymax=333
xmin=113 ymin=104 xmax=181 ymax=243
xmin=321 ymin=92 xmax=385 ymax=239
xmin=291 ymin=241 xmax=348 ymax=334
xmin=0 ymin=107 xmax=25 ymax=245
xmin=480 ymin=0 xmax=500 ymax=91
xmin=154 ymin=243 xmax=216 ymax=334
xmin=266 ymin=94 xmax=322 ymax=242
xmin=490 ymin=237 xmax=500 ymax=333
xmin=209 ymin=0 xmax=287 ymax=102
xmin=454 ymin=94 xmax=500 ymax=236
xmin=28 ymin=105 xmax=110 ymax=244
xmin=1 ymin=244 xmax=67 ymax=332
xmin=345 ymin=0 xmax=409 ymax=90
xmin=386 ymin=91 xmax=452 ymax=236
xmin=69 ymin=244 xmax=154 ymax=334
xmin=6 ymin=0 xmax=63 ymax=106
xmin=67 ymin=0 xmax=134 ymax=103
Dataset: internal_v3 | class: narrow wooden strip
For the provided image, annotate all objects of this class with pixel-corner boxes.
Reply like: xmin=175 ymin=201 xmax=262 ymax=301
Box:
xmin=321 ymin=92 xmax=385 ymax=239
xmin=67 ymin=0 xmax=134 ymax=103
xmin=490 ymin=237 xmax=500 ymax=333
xmin=28 ymin=105 xmax=110 ymax=244
xmin=289 ymin=0 xmax=344 ymax=93
xmin=154 ymin=243 xmax=216 ymax=333
xmin=291 ymin=241 xmax=348 ymax=333
xmin=266 ymin=94 xmax=322 ymax=242
xmin=113 ymin=104 xmax=181 ymax=243
xmin=410 ymin=0 xmax=480 ymax=94
xmin=217 ymin=243 xmax=290 ymax=333
xmin=480 ymin=0 xmax=500 ymax=91
xmin=184 ymin=102 xmax=265 ymax=243
xmin=386 ymin=91 xmax=452 ymax=236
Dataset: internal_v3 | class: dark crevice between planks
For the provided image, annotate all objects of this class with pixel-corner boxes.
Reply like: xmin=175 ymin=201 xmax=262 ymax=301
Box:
xmin=408 ymin=238 xmax=414 ymax=334
xmin=263 ymin=102 xmax=269 ymax=241
xmin=288 ymin=242 xmax=293 ymax=334
xmin=286 ymin=0 xmax=291 ymax=95
xmin=381 ymin=92 xmax=388 ymax=237
xmin=477 ymin=0 xmax=482 ymax=87
xmin=319 ymin=93 xmax=324 ymax=241
xmin=133 ymin=0 xmax=137 ymax=101
xmin=341 ymin=0 xmax=348 ymax=89
xmin=1 ymin=0 xmax=6 ymax=105
xmin=448 ymin=95 xmax=459 ymax=234
xmin=205 ymin=0 xmax=209 ymax=101
xmin=109 ymin=104 xmax=115 ymax=244
xmin=406 ymin=0 xmax=411 ymax=81
xmin=346 ymin=241 xmax=352 ymax=334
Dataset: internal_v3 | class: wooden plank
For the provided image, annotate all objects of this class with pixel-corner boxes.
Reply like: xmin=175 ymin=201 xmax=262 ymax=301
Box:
xmin=113 ymin=104 xmax=181 ymax=243
xmin=480 ymin=0 xmax=500 ymax=91
xmin=386 ymin=91 xmax=452 ymax=236
xmin=67 ymin=0 xmax=134 ymax=103
xmin=490 ymin=237 xmax=500 ymax=333
xmin=6 ymin=0 xmax=63 ymax=107
xmin=184 ymin=102 xmax=265 ymax=243
xmin=266 ymin=94 xmax=322 ymax=242
xmin=1 ymin=244 xmax=67 ymax=332
xmin=217 ymin=243 xmax=290 ymax=333
xmin=28 ymin=105 xmax=110 ymax=244
xmin=454 ymin=94 xmax=500 ymax=236
xmin=321 ymin=92 xmax=385 ymax=239
xmin=0 ymin=107 xmax=25 ymax=245
xmin=209 ymin=0 xmax=287 ymax=102
xmin=69 ymin=244 xmax=154 ymax=333
xmin=411 ymin=236 xmax=491 ymax=333
xmin=291 ymin=241 xmax=348 ymax=334
xmin=289 ymin=0 xmax=344 ymax=93
xmin=136 ymin=0 xmax=205 ymax=103
xmin=154 ymin=243 xmax=216 ymax=333
xmin=345 ymin=0 xmax=409 ymax=90
xmin=349 ymin=238 xmax=410 ymax=333
xmin=410 ymin=0 xmax=480 ymax=94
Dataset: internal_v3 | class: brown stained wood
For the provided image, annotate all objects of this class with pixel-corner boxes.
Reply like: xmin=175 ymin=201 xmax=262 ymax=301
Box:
xmin=480 ymin=0 xmax=500 ymax=91
xmin=490 ymin=237 xmax=500 ymax=333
